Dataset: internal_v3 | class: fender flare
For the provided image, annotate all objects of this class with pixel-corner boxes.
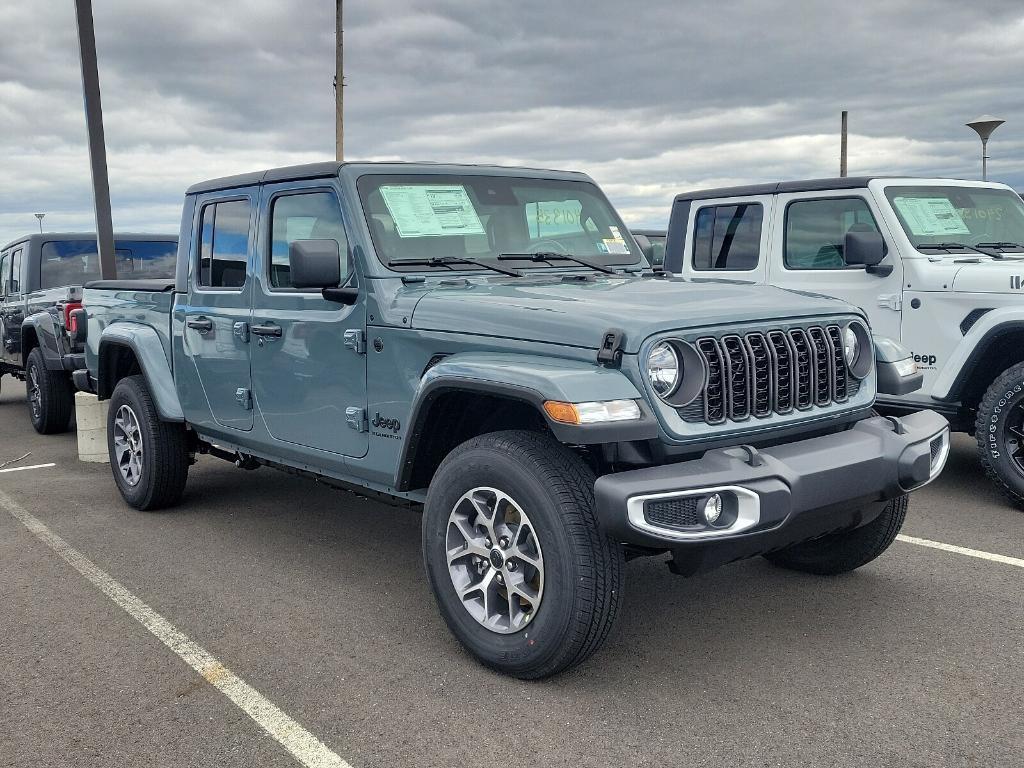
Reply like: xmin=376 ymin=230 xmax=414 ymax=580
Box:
xmin=932 ymin=310 xmax=1024 ymax=402
xmin=97 ymin=324 xmax=184 ymax=421
xmin=21 ymin=312 xmax=64 ymax=371
xmin=395 ymin=351 xmax=657 ymax=491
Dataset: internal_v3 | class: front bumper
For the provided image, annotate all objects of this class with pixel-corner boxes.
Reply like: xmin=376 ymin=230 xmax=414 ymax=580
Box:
xmin=594 ymin=411 xmax=949 ymax=573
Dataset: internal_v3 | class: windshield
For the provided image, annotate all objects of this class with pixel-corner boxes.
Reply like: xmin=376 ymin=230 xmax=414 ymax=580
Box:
xmin=357 ymin=174 xmax=644 ymax=271
xmin=884 ymin=186 xmax=1024 ymax=253
xmin=39 ymin=239 xmax=178 ymax=288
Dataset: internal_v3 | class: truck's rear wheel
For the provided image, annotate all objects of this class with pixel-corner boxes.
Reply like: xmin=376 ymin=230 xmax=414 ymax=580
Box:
xmin=422 ymin=430 xmax=623 ymax=679
xmin=107 ymin=375 xmax=188 ymax=511
xmin=25 ymin=348 xmax=73 ymax=434
xmin=764 ymin=495 xmax=908 ymax=575
xmin=975 ymin=362 xmax=1024 ymax=509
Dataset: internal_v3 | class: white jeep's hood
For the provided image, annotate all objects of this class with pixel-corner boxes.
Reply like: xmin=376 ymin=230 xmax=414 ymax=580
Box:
xmin=951 ymin=259 xmax=1024 ymax=295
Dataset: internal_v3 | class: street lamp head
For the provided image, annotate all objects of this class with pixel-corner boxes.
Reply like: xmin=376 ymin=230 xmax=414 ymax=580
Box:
xmin=34 ymin=213 xmax=45 ymax=220
xmin=966 ymin=115 xmax=1006 ymax=142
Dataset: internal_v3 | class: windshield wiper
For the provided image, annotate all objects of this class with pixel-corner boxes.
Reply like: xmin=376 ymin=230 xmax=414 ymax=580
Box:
xmin=916 ymin=243 xmax=1004 ymax=259
xmin=976 ymin=242 xmax=1024 ymax=253
xmin=394 ymin=256 xmax=522 ymax=277
xmin=497 ymin=252 xmax=619 ymax=275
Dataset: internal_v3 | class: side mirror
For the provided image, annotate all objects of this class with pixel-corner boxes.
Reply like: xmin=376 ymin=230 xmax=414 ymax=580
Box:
xmin=844 ymin=229 xmax=886 ymax=267
xmin=289 ymin=239 xmax=342 ymax=288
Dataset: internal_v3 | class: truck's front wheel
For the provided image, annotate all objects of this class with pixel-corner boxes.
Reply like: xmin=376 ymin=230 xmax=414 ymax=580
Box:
xmin=764 ymin=495 xmax=908 ymax=575
xmin=25 ymin=348 xmax=73 ymax=434
xmin=975 ymin=361 xmax=1024 ymax=509
xmin=107 ymin=375 xmax=189 ymax=511
xmin=422 ymin=430 xmax=623 ymax=679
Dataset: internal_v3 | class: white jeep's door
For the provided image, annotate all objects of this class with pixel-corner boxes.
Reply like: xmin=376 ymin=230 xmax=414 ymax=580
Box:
xmin=766 ymin=191 xmax=903 ymax=339
xmin=680 ymin=195 xmax=774 ymax=283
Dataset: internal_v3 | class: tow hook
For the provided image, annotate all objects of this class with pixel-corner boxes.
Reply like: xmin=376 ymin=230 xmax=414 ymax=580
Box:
xmin=234 ymin=453 xmax=260 ymax=471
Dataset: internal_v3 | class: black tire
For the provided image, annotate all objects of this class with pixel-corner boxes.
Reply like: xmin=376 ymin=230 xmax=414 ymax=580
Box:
xmin=975 ymin=362 xmax=1024 ymax=509
xmin=764 ymin=495 xmax=908 ymax=575
xmin=422 ymin=430 xmax=624 ymax=679
xmin=25 ymin=347 xmax=73 ymax=434
xmin=107 ymin=375 xmax=189 ymax=511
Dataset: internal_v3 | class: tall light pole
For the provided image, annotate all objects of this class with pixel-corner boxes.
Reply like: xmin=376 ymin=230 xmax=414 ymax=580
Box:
xmin=73 ymin=0 xmax=116 ymax=279
xmin=335 ymin=0 xmax=344 ymax=161
xmin=34 ymin=213 xmax=45 ymax=233
xmin=840 ymin=110 xmax=848 ymax=177
xmin=966 ymin=115 xmax=1006 ymax=181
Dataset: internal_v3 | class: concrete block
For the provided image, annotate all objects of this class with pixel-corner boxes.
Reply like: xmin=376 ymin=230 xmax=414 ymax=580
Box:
xmin=75 ymin=392 xmax=109 ymax=463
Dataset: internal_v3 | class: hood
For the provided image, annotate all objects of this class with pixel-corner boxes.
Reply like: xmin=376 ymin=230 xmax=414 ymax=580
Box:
xmin=410 ymin=274 xmax=855 ymax=353
xmin=951 ymin=259 xmax=1024 ymax=295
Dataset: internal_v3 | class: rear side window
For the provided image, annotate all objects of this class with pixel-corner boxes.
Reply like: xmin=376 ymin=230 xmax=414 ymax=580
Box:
xmin=9 ymin=248 xmax=23 ymax=293
xmin=39 ymin=239 xmax=178 ymax=288
xmin=785 ymin=197 xmax=880 ymax=270
xmin=198 ymin=199 xmax=251 ymax=288
xmin=692 ymin=204 xmax=762 ymax=271
xmin=269 ymin=191 xmax=349 ymax=289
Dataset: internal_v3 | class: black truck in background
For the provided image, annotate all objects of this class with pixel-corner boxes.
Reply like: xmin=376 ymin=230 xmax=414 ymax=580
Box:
xmin=0 ymin=233 xmax=177 ymax=432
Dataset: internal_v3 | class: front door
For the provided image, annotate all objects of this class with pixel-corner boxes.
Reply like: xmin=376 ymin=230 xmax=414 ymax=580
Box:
xmin=1 ymin=247 xmax=25 ymax=366
xmin=250 ymin=183 xmax=368 ymax=458
xmin=181 ymin=192 xmax=256 ymax=431
xmin=768 ymin=192 xmax=904 ymax=340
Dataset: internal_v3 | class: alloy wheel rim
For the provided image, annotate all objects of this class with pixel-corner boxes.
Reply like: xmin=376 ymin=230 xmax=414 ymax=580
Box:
xmin=446 ymin=486 xmax=545 ymax=634
xmin=27 ymin=368 xmax=41 ymax=419
xmin=112 ymin=405 xmax=144 ymax=487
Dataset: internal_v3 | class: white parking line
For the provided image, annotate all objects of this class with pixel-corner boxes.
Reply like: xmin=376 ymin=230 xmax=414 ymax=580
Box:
xmin=0 ymin=489 xmax=353 ymax=768
xmin=897 ymin=534 xmax=1024 ymax=569
xmin=0 ymin=462 xmax=55 ymax=474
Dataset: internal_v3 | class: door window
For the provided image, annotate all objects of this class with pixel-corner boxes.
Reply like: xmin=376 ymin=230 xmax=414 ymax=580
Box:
xmin=692 ymin=204 xmax=762 ymax=271
xmin=197 ymin=199 xmax=251 ymax=289
xmin=269 ymin=191 xmax=349 ymax=289
xmin=0 ymin=252 xmax=8 ymax=297
xmin=785 ymin=197 xmax=880 ymax=270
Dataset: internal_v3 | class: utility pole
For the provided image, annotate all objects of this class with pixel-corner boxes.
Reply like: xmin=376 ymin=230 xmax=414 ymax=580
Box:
xmin=840 ymin=110 xmax=848 ymax=177
xmin=335 ymin=0 xmax=344 ymax=161
xmin=73 ymin=0 xmax=116 ymax=279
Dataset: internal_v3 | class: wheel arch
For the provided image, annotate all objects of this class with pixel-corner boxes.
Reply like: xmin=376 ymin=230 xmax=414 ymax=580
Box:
xmin=20 ymin=313 xmax=62 ymax=371
xmin=394 ymin=352 xmax=657 ymax=492
xmin=935 ymin=320 xmax=1024 ymax=408
xmin=97 ymin=325 xmax=184 ymax=421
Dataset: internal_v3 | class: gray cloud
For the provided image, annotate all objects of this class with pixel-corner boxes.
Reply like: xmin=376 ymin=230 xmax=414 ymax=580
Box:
xmin=1 ymin=0 xmax=1022 ymax=245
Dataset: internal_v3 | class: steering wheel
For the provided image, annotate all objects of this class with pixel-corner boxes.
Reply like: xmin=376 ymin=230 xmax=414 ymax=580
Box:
xmin=528 ymin=240 xmax=570 ymax=255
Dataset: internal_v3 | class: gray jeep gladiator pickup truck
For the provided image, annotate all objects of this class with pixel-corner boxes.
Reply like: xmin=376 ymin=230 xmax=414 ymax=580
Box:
xmin=78 ymin=162 xmax=948 ymax=678
xmin=0 ymin=233 xmax=176 ymax=432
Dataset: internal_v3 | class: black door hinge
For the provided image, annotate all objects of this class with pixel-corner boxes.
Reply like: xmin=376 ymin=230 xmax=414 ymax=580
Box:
xmin=597 ymin=328 xmax=625 ymax=367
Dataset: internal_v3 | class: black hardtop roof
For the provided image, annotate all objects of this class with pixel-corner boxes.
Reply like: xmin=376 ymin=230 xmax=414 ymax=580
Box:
xmin=1 ymin=231 xmax=177 ymax=252
xmin=673 ymin=177 xmax=889 ymax=203
xmin=185 ymin=160 xmax=591 ymax=195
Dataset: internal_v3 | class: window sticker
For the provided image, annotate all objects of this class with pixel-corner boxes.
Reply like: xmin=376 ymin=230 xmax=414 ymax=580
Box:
xmin=379 ymin=185 xmax=485 ymax=238
xmin=893 ymin=196 xmax=971 ymax=236
xmin=602 ymin=238 xmax=630 ymax=254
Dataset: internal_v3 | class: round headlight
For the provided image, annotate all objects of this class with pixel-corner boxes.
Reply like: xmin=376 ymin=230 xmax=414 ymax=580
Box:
xmin=842 ymin=326 xmax=860 ymax=367
xmin=647 ymin=342 xmax=680 ymax=398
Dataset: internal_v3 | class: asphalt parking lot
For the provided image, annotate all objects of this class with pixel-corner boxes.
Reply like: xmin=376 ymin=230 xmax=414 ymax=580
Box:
xmin=1 ymin=383 xmax=1022 ymax=768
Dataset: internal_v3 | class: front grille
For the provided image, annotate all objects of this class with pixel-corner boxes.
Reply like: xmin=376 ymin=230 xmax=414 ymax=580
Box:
xmin=644 ymin=497 xmax=701 ymax=529
xmin=686 ymin=325 xmax=856 ymax=426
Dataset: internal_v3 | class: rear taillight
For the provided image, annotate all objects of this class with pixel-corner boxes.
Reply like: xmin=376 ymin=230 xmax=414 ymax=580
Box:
xmin=63 ymin=301 xmax=83 ymax=331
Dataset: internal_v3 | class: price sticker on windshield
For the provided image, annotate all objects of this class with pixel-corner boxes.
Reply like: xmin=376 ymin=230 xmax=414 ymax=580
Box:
xmin=893 ymin=196 xmax=971 ymax=236
xmin=380 ymin=184 xmax=485 ymax=238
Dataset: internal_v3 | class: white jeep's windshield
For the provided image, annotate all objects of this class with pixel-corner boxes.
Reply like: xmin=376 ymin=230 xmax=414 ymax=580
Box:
xmin=885 ymin=185 xmax=1024 ymax=254
xmin=357 ymin=174 xmax=644 ymax=272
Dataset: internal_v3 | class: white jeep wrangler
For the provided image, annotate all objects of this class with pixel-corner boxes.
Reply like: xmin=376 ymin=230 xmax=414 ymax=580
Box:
xmin=663 ymin=177 xmax=1024 ymax=506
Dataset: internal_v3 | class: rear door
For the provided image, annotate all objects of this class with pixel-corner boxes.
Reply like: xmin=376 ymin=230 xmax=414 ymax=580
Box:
xmin=681 ymin=197 xmax=772 ymax=283
xmin=767 ymin=192 xmax=903 ymax=339
xmin=181 ymin=191 xmax=257 ymax=431
xmin=2 ymin=246 xmax=26 ymax=365
xmin=249 ymin=181 xmax=368 ymax=458
xmin=0 ymin=249 xmax=11 ymax=365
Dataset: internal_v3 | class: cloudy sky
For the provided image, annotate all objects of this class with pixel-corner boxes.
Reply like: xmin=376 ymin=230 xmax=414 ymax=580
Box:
xmin=1 ymin=0 xmax=1023 ymax=246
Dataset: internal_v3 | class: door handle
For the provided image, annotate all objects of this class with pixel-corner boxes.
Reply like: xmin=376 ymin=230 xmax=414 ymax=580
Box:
xmin=187 ymin=317 xmax=213 ymax=333
xmin=250 ymin=323 xmax=282 ymax=339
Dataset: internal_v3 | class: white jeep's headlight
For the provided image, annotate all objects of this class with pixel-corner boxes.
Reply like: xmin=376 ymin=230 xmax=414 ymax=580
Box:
xmin=646 ymin=341 xmax=680 ymax=398
xmin=843 ymin=326 xmax=860 ymax=367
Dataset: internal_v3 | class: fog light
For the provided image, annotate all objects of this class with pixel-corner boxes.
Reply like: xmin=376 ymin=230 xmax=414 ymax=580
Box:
xmin=702 ymin=493 xmax=723 ymax=525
